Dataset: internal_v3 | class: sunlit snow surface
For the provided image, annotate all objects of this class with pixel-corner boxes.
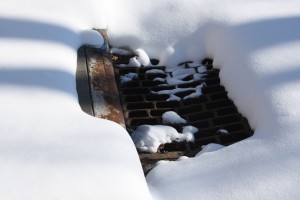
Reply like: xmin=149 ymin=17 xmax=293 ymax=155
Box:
xmin=1 ymin=0 xmax=300 ymax=199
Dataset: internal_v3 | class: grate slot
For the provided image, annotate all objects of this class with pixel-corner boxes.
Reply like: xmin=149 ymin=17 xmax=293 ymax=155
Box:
xmin=206 ymin=99 xmax=233 ymax=110
xmin=210 ymin=92 xmax=228 ymax=101
xmin=127 ymin=102 xmax=154 ymax=109
xmin=189 ymin=121 xmax=211 ymax=130
xmin=183 ymin=96 xmax=207 ymax=105
xmin=212 ymin=115 xmax=241 ymax=126
xmin=177 ymin=104 xmax=203 ymax=115
xmin=129 ymin=118 xmax=160 ymax=126
xmin=188 ymin=111 xmax=215 ymax=122
xmin=203 ymin=85 xmax=225 ymax=94
xmin=128 ymin=110 xmax=149 ymax=118
xmin=205 ymin=77 xmax=220 ymax=86
xmin=121 ymin=81 xmax=140 ymax=88
xmin=119 ymin=68 xmax=137 ymax=75
xmin=177 ymin=80 xmax=204 ymax=88
xmin=123 ymin=95 xmax=144 ymax=102
xmin=174 ymin=90 xmax=195 ymax=98
xmin=150 ymin=109 xmax=172 ymax=117
xmin=223 ymin=123 xmax=245 ymax=132
xmin=181 ymin=75 xmax=194 ymax=81
xmin=122 ymin=88 xmax=149 ymax=95
xmin=156 ymin=101 xmax=181 ymax=108
xmin=142 ymin=80 xmax=161 ymax=87
xmin=146 ymin=94 xmax=169 ymax=101
xmin=216 ymin=107 xmax=237 ymax=116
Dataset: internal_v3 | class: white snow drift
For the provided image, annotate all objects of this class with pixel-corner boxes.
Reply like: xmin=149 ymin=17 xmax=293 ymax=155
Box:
xmin=1 ymin=0 xmax=300 ymax=200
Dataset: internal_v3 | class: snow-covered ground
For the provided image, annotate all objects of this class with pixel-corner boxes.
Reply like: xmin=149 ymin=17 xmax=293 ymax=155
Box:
xmin=1 ymin=0 xmax=300 ymax=199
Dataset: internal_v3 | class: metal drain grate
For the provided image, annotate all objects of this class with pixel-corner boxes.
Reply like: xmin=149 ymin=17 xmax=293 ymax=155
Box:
xmin=113 ymin=57 xmax=253 ymax=172
xmin=77 ymin=32 xmax=253 ymax=174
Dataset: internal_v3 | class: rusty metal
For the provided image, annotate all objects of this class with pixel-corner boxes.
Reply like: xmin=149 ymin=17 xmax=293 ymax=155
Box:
xmin=76 ymin=30 xmax=125 ymax=127
xmin=76 ymin=46 xmax=94 ymax=116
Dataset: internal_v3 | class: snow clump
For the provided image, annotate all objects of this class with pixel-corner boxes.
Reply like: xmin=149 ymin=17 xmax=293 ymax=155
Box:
xmin=167 ymin=94 xmax=181 ymax=101
xmin=128 ymin=57 xmax=141 ymax=67
xmin=162 ymin=111 xmax=187 ymax=124
xmin=120 ymin=73 xmax=138 ymax=84
xmin=217 ymin=129 xmax=229 ymax=134
xmin=181 ymin=125 xmax=199 ymax=143
xmin=123 ymin=48 xmax=150 ymax=67
xmin=131 ymin=125 xmax=196 ymax=153
xmin=135 ymin=48 xmax=150 ymax=66
xmin=152 ymin=82 xmax=206 ymax=100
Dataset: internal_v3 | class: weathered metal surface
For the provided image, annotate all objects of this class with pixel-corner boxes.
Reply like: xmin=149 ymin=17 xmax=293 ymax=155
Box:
xmin=85 ymin=40 xmax=125 ymax=127
xmin=76 ymin=29 xmax=125 ymax=127
xmin=139 ymin=151 xmax=184 ymax=174
xmin=90 ymin=49 xmax=124 ymax=125
xmin=76 ymin=46 xmax=94 ymax=116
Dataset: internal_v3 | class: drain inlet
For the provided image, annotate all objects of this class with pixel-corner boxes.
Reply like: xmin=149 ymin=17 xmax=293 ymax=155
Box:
xmin=113 ymin=54 xmax=254 ymax=174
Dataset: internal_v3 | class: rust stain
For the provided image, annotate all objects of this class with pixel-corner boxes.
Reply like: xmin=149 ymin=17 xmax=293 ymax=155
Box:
xmin=98 ymin=93 xmax=125 ymax=126
xmin=99 ymin=104 xmax=124 ymax=126
xmin=86 ymin=46 xmax=125 ymax=127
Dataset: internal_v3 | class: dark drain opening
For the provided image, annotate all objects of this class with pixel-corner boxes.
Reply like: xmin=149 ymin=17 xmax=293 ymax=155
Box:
xmin=112 ymin=54 xmax=254 ymax=174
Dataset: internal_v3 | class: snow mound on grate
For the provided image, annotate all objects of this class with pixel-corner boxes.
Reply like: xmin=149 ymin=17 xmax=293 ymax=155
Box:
xmin=131 ymin=125 xmax=195 ymax=153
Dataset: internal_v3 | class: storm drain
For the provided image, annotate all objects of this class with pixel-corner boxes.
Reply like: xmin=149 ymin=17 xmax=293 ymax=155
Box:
xmin=113 ymin=56 xmax=253 ymax=173
xmin=76 ymin=31 xmax=253 ymax=174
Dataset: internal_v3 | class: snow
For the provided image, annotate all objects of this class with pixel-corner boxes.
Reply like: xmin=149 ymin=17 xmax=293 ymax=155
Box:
xmin=135 ymin=48 xmax=150 ymax=66
xmin=120 ymin=49 xmax=151 ymax=67
xmin=187 ymin=63 xmax=202 ymax=68
xmin=79 ymin=29 xmax=105 ymax=48
xmin=183 ymin=83 xmax=206 ymax=100
xmin=195 ymin=143 xmax=225 ymax=157
xmin=167 ymin=94 xmax=181 ymax=102
xmin=145 ymin=69 xmax=166 ymax=75
xmin=111 ymin=47 xmax=132 ymax=55
xmin=166 ymin=74 xmax=193 ymax=85
xmin=217 ymin=129 xmax=229 ymax=134
xmin=131 ymin=125 xmax=195 ymax=153
xmin=162 ymin=111 xmax=187 ymax=125
xmin=120 ymin=72 xmax=138 ymax=84
xmin=197 ymin=65 xmax=207 ymax=73
xmin=181 ymin=125 xmax=198 ymax=143
xmin=128 ymin=57 xmax=141 ymax=67
xmin=152 ymin=87 xmax=192 ymax=96
xmin=172 ymin=68 xmax=195 ymax=77
xmin=0 ymin=1 xmax=151 ymax=200
xmin=1 ymin=0 xmax=300 ymax=199
xmin=153 ymin=77 xmax=165 ymax=83
xmin=182 ymin=125 xmax=198 ymax=135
